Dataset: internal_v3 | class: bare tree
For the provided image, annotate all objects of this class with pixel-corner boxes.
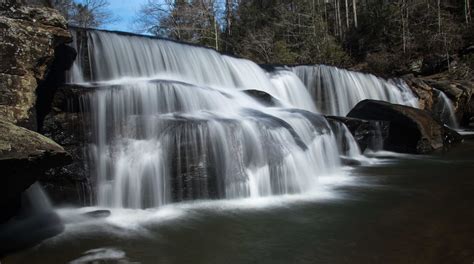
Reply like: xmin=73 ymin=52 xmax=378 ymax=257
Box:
xmin=53 ymin=0 xmax=116 ymax=28
xmin=465 ymin=0 xmax=471 ymax=24
xmin=225 ymin=0 xmax=233 ymax=36
xmin=135 ymin=0 xmax=220 ymax=50
xmin=352 ymin=0 xmax=357 ymax=28
xmin=345 ymin=0 xmax=349 ymax=28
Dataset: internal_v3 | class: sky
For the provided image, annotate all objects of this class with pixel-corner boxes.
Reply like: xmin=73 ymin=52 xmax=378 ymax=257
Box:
xmin=101 ymin=0 xmax=149 ymax=32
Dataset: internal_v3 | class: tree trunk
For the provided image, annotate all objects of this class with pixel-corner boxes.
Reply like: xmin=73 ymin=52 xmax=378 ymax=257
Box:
xmin=352 ymin=0 xmax=358 ymax=28
xmin=345 ymin=0 xmax=349 ymax=28
xmin=336 ymin=0 xmax=342 ymax=37
xmin=226 ymin=0 xmax=232 ymax=36
xmin=465 ymin=0 xmax=471 ymax=24
xmin=437 ymin=0 xmax=441 ymax=33
xmin=401 ymin=0 xmax=406 ymax=53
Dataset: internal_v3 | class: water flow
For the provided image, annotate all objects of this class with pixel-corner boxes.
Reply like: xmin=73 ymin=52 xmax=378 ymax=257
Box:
xmin=433 ymin=89 xmax=459 ymax=128
xmin=71 ymin=29 xmax=350 ymax=209
xmin=66 ymin=30 xmax=85 ymax=84
xmin=291 ymin=65 xmax=419 ymax=116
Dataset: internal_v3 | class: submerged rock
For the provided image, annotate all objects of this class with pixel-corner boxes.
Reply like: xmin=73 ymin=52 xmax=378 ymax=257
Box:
xmin=83 ymin=210 xmax=111 ymax=218
xmin=347 ymin=100 xmax=461 ymax=154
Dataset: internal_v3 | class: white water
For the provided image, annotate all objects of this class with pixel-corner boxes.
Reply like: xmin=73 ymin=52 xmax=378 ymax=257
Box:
xmin=68 ymin=30 xmax=367 ymax=209
xmin=433 ymin=89 xmax=459 ymax=128
xmin=291 ymin=65 xmax=419 ymax=116
xmin=66 ymin=30 xmax=85 ymax=84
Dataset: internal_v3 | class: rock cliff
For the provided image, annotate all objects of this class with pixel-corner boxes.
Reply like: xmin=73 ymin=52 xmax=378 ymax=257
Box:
xmin=0 ymin=3 xmax=71 ymax=130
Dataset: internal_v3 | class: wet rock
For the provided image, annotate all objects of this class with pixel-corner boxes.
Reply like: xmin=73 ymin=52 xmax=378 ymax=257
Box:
xmin=402 ymin=75 xmax=435 ymax=111
xmin=347 ymin=100 xmax=461 ymax=154
xmin=402 ymin=76 xmax=474 ymax=128
xmin=41 ymin=111 xmax=92 ymax=206
xmin=243 ymin=89 xmax=280 ymax=106
xmin=340 ymin=157 xmax=362 ymax=166
xmin=422 ymin=79 xmax=474 ymax=126
xmin=326 ymin=116 xmax=389 ymax=152
xmin=83 ymin=210 xmax=111 ymax=218
xmin=0 ymin=118 xmax=71 ymax=223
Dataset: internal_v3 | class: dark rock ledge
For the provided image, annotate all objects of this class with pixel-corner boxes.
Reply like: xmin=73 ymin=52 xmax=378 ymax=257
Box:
xmin=347 ymin=100 xmax=462 ymax=154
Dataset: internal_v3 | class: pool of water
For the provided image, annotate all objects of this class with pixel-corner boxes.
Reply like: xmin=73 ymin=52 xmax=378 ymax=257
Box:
xmin=3 ymin=140 xmax=474 ymax=264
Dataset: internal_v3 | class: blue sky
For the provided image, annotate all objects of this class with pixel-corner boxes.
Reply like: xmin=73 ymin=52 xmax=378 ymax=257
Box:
xmin=101 ymin=0 xmax=149 ymax=32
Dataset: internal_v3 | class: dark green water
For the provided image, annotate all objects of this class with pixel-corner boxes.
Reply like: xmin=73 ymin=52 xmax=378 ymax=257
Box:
xmin=3 ymin=140 xmax=474 ymax=264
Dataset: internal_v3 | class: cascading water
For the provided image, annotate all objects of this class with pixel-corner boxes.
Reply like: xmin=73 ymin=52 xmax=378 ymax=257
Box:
xmin=66 ymin=30 xmax=85 ymax=84
xmin=70 ymin=29 xmax=361 ymax=209
xmin=290 ymin=65 xmax=419 ymax=116
xmin=433 ymin=89 xmax=459 ymax=129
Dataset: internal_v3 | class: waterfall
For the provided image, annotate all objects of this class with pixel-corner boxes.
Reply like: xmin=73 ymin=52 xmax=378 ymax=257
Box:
xmin=433 ymin=89 xmax=458 ymax=129
xmin=290 ymin=65 xmax=419 ymax=116
xmin=66 ymin=30 xmax=85 ymax=84
xmin=70 ymin=29 xmax=362 ymax=209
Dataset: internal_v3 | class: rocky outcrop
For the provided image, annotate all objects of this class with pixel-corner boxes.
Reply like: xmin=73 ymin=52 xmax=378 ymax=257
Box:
xmin=347 ymin=100 xmax=461 ymax=154
xmin=0 ymin=3 xmax=80 ymax=206
xmin=0 ymin=118 xmax=71 ymax=223
xmin=0 ymin=4 xmax=72 ymax=130
xmin=422 ymin=79 xmax=474 ymax=127
xmin=402 ymin=75 xmax=474 ymax=127
xmin=402 ymin=75 xmax=435 ymax=111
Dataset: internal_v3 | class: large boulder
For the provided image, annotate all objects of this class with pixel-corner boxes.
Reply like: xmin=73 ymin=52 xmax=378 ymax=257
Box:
xmin=347 ymin=100 xmax=461 ymax=154
xmin=0 ymin=4 xmax=72 ymax=130
xmin=326 ymin=116 xmax=389 ymax=152
xmin=0 ymin=118 xmax=71 ymax=223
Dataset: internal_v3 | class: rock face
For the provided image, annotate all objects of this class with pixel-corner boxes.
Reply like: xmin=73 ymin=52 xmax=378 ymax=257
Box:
xmin=41 ymin=93 xmax=92 ymax=205
xmin=422 ymin=79 xmax=474 ymax=126
xmin=0 ymin=4 xmax=72 ymax=130
xmin=402 ymin=75 xmax=474 ymax=128
xmin=0 ymin=118 xmax=71 ymax=223
xmin=402 ymin=75 xmax=435 ymax=111
xmin=0 ymin=3 xmax=79 ymax=206
xmin=348 ymin=100 xmax=461 ymax=154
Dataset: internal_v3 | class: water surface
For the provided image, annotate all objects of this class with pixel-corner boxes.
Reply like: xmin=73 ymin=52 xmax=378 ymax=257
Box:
xmin=4 ymin=140 xmax=474 ymax=264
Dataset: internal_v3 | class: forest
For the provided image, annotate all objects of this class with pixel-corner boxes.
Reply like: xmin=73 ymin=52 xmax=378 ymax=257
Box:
xmin=54 ymin=0 xmax=474 ymax=77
